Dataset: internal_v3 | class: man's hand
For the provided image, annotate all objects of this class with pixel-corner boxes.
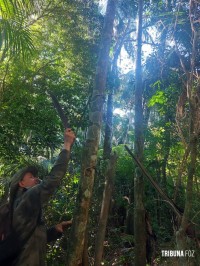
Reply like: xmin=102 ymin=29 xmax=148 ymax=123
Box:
xmin=64 ymin=128 xmax=75 ymax=151
xmin=55 ymin=220 xmax=72 ymax=233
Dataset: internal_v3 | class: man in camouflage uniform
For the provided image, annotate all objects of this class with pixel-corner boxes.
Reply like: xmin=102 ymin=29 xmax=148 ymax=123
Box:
xmin=9 ymin=128 xmax=75 ymax=266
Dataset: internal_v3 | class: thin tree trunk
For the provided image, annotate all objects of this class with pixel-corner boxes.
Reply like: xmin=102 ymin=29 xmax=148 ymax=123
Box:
xmin=95 ymin=35 xmax=121 ymax=264
xmin=82 ymin=229 xmax=89 ymax=266
xmin=176 ymin=137 xmax=197 ymax=266
xmin=94 ymin=152 xmax=117 ymax=266
xmin=161 ymin=116 xmax=171 ymax=186
xmin=65 ymin=1 xmax=116 ymax=265
xmin=103 ymin=92 xmax=113 ymax=159
xmin=134 ymin=0 xmax=146 ymax=265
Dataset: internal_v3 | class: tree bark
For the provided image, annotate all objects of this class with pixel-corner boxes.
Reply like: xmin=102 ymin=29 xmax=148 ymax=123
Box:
xmin=82 ymin=229 xmax=89 ymax=266
xmin=94 ymin=152 xmax=118 ymax=266
xmin=133 ymin=0 xmax=146 ymax=265
xmin=176 ymin=138 xmax=197 ymax=266
xmin=103 ymin=92 xmax=113 ymax=159
xmin=65 ymin=1 xmax=116 ymax=265
xmin=94 ymin=33 xmax=121 ymax=264
xmin=176 ymin=1 xmax=200 ymax=265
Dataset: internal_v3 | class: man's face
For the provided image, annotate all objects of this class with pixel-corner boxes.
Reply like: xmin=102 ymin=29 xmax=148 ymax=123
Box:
xmin=19 ymin=172 xmax=40 ymax=188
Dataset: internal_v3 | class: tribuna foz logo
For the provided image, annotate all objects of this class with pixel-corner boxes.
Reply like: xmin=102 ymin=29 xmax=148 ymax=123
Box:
xmin=161 ymin=250 xmax=195 ymax=257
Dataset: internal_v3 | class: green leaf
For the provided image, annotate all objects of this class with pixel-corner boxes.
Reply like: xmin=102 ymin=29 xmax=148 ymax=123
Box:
xmin=148 ymin=90 xmax=166 ymax=107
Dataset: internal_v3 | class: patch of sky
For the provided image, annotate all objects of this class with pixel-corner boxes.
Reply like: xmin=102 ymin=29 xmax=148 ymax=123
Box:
xmin=98 ymin=0 xmax=107 ymax=15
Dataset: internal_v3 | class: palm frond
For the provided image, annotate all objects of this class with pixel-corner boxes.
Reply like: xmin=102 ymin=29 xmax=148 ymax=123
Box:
xmin=0 ymin=0 xmax=15 ymax=18
xmin=0 ymin=0 xmax=40 ymax=59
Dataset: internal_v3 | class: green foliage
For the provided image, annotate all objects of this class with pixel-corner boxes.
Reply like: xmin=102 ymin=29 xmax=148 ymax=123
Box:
xmin=0 ymin=0 xmax=101 ymax=161
xmin=1 ymin=0 xmax=200 ymax=264
xmin=0 ymin=0 xmax=39 ymax=60
xmin=113 ymin=145 xmax=135 ymax=202
xmin=0 ymin=1 xmax=102 ymax=261
xmin=0 ymin=85 xmax=61 ymax=160
xmin=148 ymin=90 xmax=166 ymax=106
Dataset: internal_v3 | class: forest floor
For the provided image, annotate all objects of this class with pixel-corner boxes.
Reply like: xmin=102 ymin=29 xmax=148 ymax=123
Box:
xmin=104 ymin=241 xmax=197 ymax=265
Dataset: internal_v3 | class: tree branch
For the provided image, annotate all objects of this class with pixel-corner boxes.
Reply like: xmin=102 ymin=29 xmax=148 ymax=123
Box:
xmin=47 ymin=91 xmax=69 ymax=129
xmin=124 ymin=145 xmax=182 ymax=219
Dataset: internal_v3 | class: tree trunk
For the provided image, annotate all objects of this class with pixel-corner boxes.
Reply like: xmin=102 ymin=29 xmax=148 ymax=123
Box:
xmin=134 ymin=0 xmax=146 ymax=265
xmin=103 ymin=92 xmax=113 ymax=159
xmin=94 ymin=34 xmax=122 ymax=264
xmin=161 ymin=115 xmax=171 ymax=186
xmin=82 ymin=229 xmax=89 ymax=266
xmin=176 ymin=2 xmax=200 ymax=265
xmin=94 ymin=152 xmax=117 ymax=266
xmin=176 ymin=137 xmax=197 ymax=266
xmin=65 ymin=1 xmax=116 ymax=265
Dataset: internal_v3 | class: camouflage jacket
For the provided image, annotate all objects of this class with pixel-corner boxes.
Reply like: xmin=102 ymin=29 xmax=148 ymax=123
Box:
xmin=12 ymin=149 xmax=70 ymax=266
